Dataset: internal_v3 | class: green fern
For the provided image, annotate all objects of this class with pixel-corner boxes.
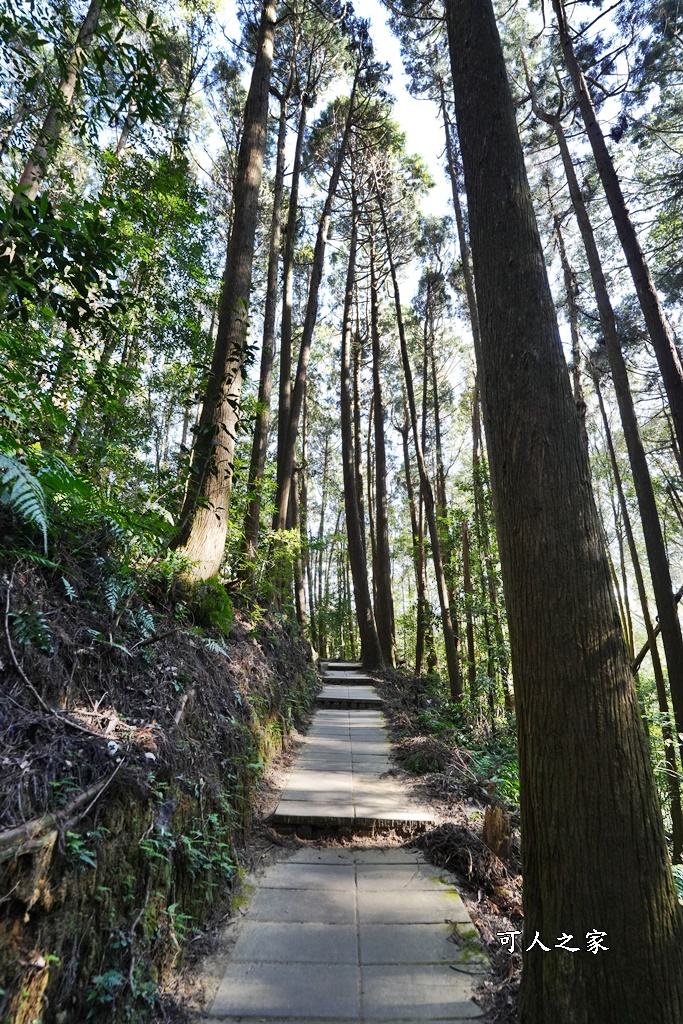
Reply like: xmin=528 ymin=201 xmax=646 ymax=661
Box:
xmin=0 ymin=452 xmax=48 ymax=553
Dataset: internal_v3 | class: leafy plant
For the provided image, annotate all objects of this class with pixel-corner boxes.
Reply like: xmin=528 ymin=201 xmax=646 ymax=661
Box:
xmin=0 ymin=453 xmax=48 ymax=552
xmin=9 ymin=603 xmax=52 ymax=652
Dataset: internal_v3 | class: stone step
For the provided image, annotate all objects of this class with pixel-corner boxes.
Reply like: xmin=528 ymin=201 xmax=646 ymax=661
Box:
xmin=205 ymin=849 xmax=485 ymax=1022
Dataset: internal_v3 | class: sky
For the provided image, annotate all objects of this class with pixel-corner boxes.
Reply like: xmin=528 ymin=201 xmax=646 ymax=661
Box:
xmin=360 ymin=0 xmax=452 ymax=218
xmin=216 ymin=0 xmax=453 ymax=219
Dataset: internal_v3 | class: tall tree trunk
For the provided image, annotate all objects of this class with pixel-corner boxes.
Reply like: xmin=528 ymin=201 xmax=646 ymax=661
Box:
xmin=446 ymin=1 xmax=683 ymax=1020
xmin=275 ymin=72 xmax=360 ymax=529
xmin=594 ymin=371 xmax=683 ymax=862
xmin=462 ymin=519 xmax=477 ymax=702
xmin=292 ymin=467 xmax=307 ymax=628
xmin=377 ymin=192 xmax=462 ymax=699
xmin=172 ymin=1 xmax=277 ymax=579
xmin=472 ymin=388 xmax=512 ymax=712
xmin=340 ymin=204 xmax=383 ymax=668
xmin=400 ymin=414 xmax=427 ymax=676
xmin=277 ymin=99 xmax=308 ymax=474
xmin=353 ymin=320 xmax=366 ymax=551
xmin=240 ymin=85 xmax=290 ymax=579
xmin=370 ymin=235 xmax=396 ymax=667
xmin=366 ymin=392 xmax=378 ymax=612
xmin=439 ymin=80 xmax=482 ymax=366
xmin=316 ymin=436 xmax=329 ymax=659
xmin=548 ymin=110 xmax=683 ymax=772
xmin=15 ymin=0 xmax=102 ymax=200
xmin=553 ymin=214 xmax=588 ymax=452
xmin=551 ymin=0 xmax=683 ymax=459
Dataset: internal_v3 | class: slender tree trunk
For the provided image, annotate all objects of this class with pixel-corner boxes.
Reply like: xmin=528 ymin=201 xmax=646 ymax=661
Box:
xmin=15 ymin=0 xmax=102 ymax=200
xmin=277 ymin=99 xmax=308 ymax=474
xmin=550 ymin=112 xmax=683 ymax=769
xmin=462 ymin=519 xmax=477 ymax=702
xmin=400 ymin=415 xmax=427 ymax=676
xmin=551 ymin=0 xmax=683 ymax=459
xmin=353 ymin=322 xmax=366 ymax=551
xmin=594 ymin=372 xmax=683 ymax=862
xmin=275 ymin=72 xmax=360 ymax=529
xmin=240 ymin=86 xmax=290 ymax=579
xmin=340 ymin=204 xmax=383 ymax=668
xmin=370 ymin=235 xmax=396 ymax=667
xmin=367 ymin=392 xmax=378 ymax=611
xmin=172 ymin=1 xmax=277 ymax=579
xmin=292 ymin=468 xmax=307 ymax=628
xmin=446 ymin=1 xmax=683 ymax=1019
xmin=377 ymin=192 xmax=462 ymax=699
xmin=553 ymin=213 xmax=588 ymax=451
xmin=472 ymin=388 xmax=512 ymax=712
xmin=439 ymin=80 xmax=482 ymax=366
xmin=316 ymin=436 xmax=329 ymax=659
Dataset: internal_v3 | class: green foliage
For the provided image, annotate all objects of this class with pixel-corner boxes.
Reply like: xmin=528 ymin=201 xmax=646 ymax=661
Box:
xmin=189 ymin=577 xmax=234 ymax=635
xmin=9 ymin=602 xmax=52 ymax=652
xmin=66 ymin=826 xmax=109 ymax=871
xmin=0 ymin=452 xmax=48 ymax=552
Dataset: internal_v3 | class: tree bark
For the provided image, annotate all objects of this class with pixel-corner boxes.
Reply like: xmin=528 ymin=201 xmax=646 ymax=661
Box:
xmin=551 ymin=0 xmax=683 ymax=459
xmin=377 ymin=191 xmax=462 ymax=699
xmin=462 ymin=518 xmax=477 ymax=702
xmin=16 ymin=0 xmax=102 ymax=200
xmin=446 ymin=0 xmax=683 ymax=1019
xmin=594 ymin=371 xmax=683 ymax=862
xmin=173 ymin=1 xmax=277 ymax=579
xmin=369 ymin=235 xmax=396 ymax=667
xmin=240 ymin=84 xmax=290 ymax=579
xmin=340 ymin=204 xmax=384 ymax=669
xmin=553 ymin=213 xmax=588 ymax=452
xmin=275 ymin=76 xmax=360 ymax=529
xmin=400 ymin=411 xmax=427 ymax=676
xmin=277 ymin=99 xmax=308 ymax=475
xmin=549 ymin=111 xmax=683 ymax=773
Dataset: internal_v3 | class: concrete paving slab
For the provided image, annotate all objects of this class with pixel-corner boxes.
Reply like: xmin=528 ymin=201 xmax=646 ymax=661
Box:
xmin=276 ymin=798 xmax=355 ymax=818
xmin=351 ymin=758 xmax=392 ymax=774
xmin=259 ymin=863 xmax=355 ymax=891
xmin=352 ymin=849 xmax=424 ymax=864
xmin=320 ymin=684 xmax=378 ymax=699
xmin=356 ymin=864 xmax=444 ymax=891
xmin=350 ymin=741 xmax=391 ymax=756
xmin=357 ymin=889 xmax=470 ymax=925
xmin=350 ymin=730 xmax=388 ymax=745
xmin=279 ymin=789 xmax=355 ymax=805
xmin=284 ymin=772 xmax=355 ymax=793
xmin=232 ymin=921 xmax=358 ymax=963
xmin=247 ymin=887 xmax=355 ymax=924
xmin=361 ymin=964 xmax=484 ymax=1019
xmin=359 ymin=922 xmax=455 ymax=963
xmin=294 ymin=759 xmax=351 ymax=773
xmin=288 ymin=848 xmax=357 ymax=865
xmin=211 ymin=962 xmax=360 ymax=1018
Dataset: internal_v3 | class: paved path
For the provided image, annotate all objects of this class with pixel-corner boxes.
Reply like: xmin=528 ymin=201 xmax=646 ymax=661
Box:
xmin=204 ymin=661 xmax=486 ymax=1022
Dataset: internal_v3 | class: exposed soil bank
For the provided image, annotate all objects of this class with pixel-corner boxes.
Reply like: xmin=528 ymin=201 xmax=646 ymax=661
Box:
xmin=0 ymin=559 xmax=318 ymax=1023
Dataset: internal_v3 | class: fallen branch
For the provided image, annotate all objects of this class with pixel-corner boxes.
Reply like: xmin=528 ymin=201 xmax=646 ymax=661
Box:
xmin=0 ymin=760 xmax=126 ymax=863
xmin=130 ymin=628 xmax=179 ymax=652
xmin=631 ymin=584 xmax=683 ymax=673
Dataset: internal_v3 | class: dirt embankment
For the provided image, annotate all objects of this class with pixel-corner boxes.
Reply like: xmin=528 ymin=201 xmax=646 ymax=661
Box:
xmin=0 ymin=558 xmax=318 ymax=1024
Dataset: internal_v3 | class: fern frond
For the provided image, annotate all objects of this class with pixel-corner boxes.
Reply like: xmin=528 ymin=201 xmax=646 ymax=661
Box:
xmin=0 ymin=453 xmax=48 ymax=553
